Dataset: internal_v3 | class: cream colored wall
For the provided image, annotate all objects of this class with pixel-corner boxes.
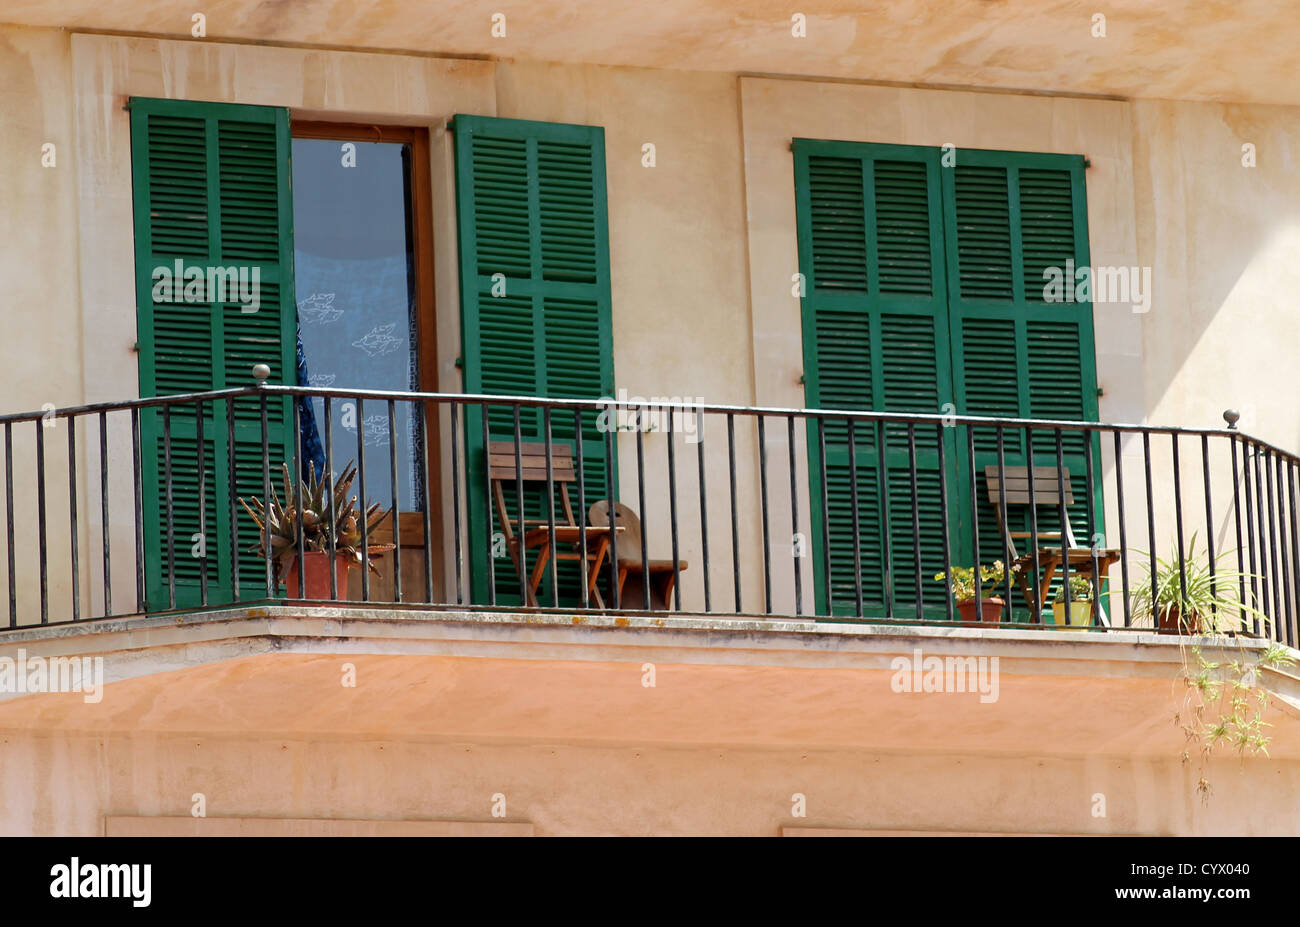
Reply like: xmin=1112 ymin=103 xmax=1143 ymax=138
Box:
xmin=3 ymin=24 xmax=1300 ymax=621
xmin=1134 ymin=99 xmax=1300 ymax=447
xmin=1 ymin=731 xmax=1295 ymax=836
xmin=0 ymin=27 xmax=82 ymax=623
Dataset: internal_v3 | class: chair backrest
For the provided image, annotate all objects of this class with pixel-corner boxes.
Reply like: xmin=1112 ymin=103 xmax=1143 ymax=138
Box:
xmin=588 ymin=500 xmax=642 ymax=564
xmin=983 ymin=465 xmax=1078 ymax=553
xmin=489 ymin=440 xmax=577 ymax=540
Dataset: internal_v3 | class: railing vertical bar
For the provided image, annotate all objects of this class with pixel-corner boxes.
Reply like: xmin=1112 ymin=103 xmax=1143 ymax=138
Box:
xmin=1242 ymin=440 xmax=1261 ymax=635
xmin=323 ymin=397 xmax=338 ymax=601
xmin=787 ymin=415 xmax=803 ymax=616
xmin=817 ymin=417 xmax=832 ymax=617
xmin=1253 ymin=442 xmax=1270 ymax=633
xmin=481 ymin=403 xmax=496 ymax=606
xmin=5 ymin=423 xmax=16 ymax=626
xmin=1200 ymin=434 xmax=1216 ymax=621
xmin=1230 ymin=437 xmax=1247 ymax=632
xmin=847 ymin=419 xmax=863 ymax=619
xmin=727 ymin=413 xmax=741 ymax=613
xmin=604 ymin=411 xmax=619 ymax=610
xmin=573 ymin=408 xmax=589 ymax=610
xmin=99 ymin=411 xmax=111 ymax=618
xmin=1113 ymin=430 xmax=1131 ymax=627
xmin=668 ymin=407 xmax=682 ymax=612
xmin=133 ymin=409 xmax=145 ymax=612
xmin=996 ymin=427 xmax=1012 ymax=617
xmin=1083 ymin=429 xmax=1100 ymax=627
xmin=758 ymin=416 xmax=772 ymax=615
xmin=260 ymin=394 xmax=273 ymax=599
xmin=1055 ymin=428 xmax=1070 ymax=629
xmin=1171 ymin=434 xmax=1188 ymax=609
xmin=1284 ymin=460 xmax=1294 ymax=644
xmin=429 ymin=401 xmax=443 ymax=604
xmin=636 ymin=407 xmax=651 ymax=611
xmin=388 ymin=398 xmax=402 ymax=604
xmin=543 ymin=406 xmax=558 ymax=609
xmin=1142 ymin=432 xmax=1158 ymax=630
xmin=696 ymin=410 xmax=712 ymax=613
xmin=226 ymin=399 xmax=239 ymax=603
xmin=36 ymin=422 xmax=48 ymax=622
xmin=1266 ymin=449 xmax=1282 ymax=636
xmin=160 ymin=407 xmax=172 ymax=612
xmin=196 ymin=402 xmax=208 ymax=606
xmin=512 ymin=404 xmax=528 ymax=607
xmin=1275 ymin=452 xmax=1292 ymax=645
xmin=67 ymin=416 xmax=80 ymax=621
xmin=967 ymin=423 xmax=983 ymax=618
xmin=907 ymin=423 xmax=922 ymax=621
xmin=935 ymin=422 xmax=953 ymax=623
xmin=877 ymin=419 xmax=893 ymax=621
xmin=292 ymin=397 xmax=305 ymax=600
xmin=356 ymin=396 xmax=370 ymax=603
xmin=1025 ymin=426 xmax=1041 ymax=624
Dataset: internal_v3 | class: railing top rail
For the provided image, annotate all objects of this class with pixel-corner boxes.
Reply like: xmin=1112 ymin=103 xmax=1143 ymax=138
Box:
xmin=3 ymin=383 xmax=1294 ymax=463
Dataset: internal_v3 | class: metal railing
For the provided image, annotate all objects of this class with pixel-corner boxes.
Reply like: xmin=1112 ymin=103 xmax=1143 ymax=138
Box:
xmin=2 ymin=370 xmax=1298 ymax=646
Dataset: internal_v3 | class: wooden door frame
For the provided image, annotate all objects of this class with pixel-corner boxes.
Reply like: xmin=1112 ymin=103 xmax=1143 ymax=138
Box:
xmin=289 ymin=119 xmax=444 ymax=598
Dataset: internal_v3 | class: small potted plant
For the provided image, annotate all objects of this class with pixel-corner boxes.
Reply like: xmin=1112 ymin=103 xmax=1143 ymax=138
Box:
xmin=1130 ymin=535 xmax=1264 ymax=635
xmin=240 ymin=460 xmax=393 ymax=600
xmin=935 ymin=561 xmax=1012 ymax=626
xmin=1049 ymin=575 xmax=1095 ymax=630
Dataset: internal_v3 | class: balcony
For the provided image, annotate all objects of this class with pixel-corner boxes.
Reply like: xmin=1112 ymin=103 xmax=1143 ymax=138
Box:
xmin=1 ymin=370 xmax=1298 ymax=648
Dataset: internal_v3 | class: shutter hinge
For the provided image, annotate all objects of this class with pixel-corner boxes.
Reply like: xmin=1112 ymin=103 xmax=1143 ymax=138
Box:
xmin=129 ymin=340 xmax=139 ymax=353
xmin=454 ymin=356 xmax=463 ymax=369
xmin=797 ymin=373 xmax=806 ymax=385
xmin=1097 ymin=386 xmax=1105 ymax=397
xmin=1084 ymin=157 xmax=1092 ymax=168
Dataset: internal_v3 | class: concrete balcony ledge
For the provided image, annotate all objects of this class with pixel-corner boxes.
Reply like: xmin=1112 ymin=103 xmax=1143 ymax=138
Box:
xmin=0 ymin=602 xmax=1287 ymax=686
xmin=0 ymin=603 xmax=1296 ymax=759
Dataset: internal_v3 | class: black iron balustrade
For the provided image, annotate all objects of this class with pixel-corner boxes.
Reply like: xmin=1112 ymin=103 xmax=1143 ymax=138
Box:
xmin=0 ymin=371 xmax=1297 ymax=648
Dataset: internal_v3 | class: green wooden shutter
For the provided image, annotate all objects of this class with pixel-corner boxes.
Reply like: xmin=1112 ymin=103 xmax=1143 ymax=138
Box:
xmin=130 ymin=98 xmax=296 ymax=610
xmin=794 ymin=140 xmax=960 ymax=618
xmin=942 ymin=149 xmax=1102 ymax=611
xmin=452 ymin=115 xmax=616 ymax=606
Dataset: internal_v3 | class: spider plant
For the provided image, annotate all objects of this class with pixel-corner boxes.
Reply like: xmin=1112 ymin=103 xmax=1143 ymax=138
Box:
xmin=1129 ymin=534 xmax=1265 ymax=635
xmin=239 ymin=461 xmax=393 ymax=583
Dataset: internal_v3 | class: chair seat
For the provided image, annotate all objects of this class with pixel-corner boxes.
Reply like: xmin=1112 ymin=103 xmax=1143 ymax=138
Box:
xmin=617 ymin=557 xmax=689 ymax=573
xmin=1015 ymin=547 xmax=1120 ymax=565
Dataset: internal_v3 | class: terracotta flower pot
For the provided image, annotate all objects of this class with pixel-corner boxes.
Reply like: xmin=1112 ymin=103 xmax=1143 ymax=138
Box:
xmin=282 ymin=551 xmax=353 ymax=600
xmin=956 ymin=596 xmax=1004 ymax=627
xmin=1157 ymin=607 xmax=1200 ymax=634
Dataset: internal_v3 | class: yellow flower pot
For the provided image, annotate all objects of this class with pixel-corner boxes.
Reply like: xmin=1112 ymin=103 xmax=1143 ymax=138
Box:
xmin=1050 ymin=600 xmax=1093 ymax=630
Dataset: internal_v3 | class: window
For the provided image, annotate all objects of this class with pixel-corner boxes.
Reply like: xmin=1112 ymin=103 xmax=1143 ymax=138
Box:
xmin=793 ymin=140 xmax=1102 ymax=618
xmin=290 ymin=124 xmax=430 ymax=513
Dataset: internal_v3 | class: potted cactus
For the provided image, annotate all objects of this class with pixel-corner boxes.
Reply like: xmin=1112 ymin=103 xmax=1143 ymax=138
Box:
xmin=240 ymin=461 xmax=393 ymax=600
xmin=935 ymin=561 xmax=1013 ymax=626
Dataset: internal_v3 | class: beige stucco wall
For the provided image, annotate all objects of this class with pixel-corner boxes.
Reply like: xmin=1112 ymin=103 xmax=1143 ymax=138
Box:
xmin=2 ymin=24 xmax=1300 ymax=622
xmin=2 ymin=732 xmax=1296 ymax=836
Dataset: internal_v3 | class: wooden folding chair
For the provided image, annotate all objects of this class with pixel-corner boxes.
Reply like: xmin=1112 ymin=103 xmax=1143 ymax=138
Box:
xmin=984 ymin=465 xmax=1121 ymax=625
xmin=588 ymin=501 xmax=689 ymax=611
xmin=489 ymin=440 xmax=619 ymax=607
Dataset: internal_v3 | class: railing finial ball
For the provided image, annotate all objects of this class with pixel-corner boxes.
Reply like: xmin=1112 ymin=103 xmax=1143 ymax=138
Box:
xmin=1223 ymin=409 xmax=1240 ymax=429
xmin=252 ymin=363 xmax=271 ymax=386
